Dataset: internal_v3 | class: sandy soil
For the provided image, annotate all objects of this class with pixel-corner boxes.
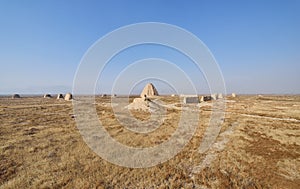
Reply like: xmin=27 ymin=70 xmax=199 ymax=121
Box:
xmin=0 ymin=95 xmax=299 ymax=188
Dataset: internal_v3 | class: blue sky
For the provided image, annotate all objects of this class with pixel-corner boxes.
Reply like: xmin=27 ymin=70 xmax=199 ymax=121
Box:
xmin=0 ymin=0 xmax=299 ymax=94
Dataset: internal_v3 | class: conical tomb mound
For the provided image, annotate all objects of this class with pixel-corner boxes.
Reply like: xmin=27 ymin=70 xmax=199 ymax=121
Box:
xmin=140 ymin=83 xmax=159 ymax=97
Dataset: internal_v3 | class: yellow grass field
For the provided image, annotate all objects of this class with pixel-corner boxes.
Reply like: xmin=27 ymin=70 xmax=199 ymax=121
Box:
xmin=0 ymin=95 xmax=299 ymax=188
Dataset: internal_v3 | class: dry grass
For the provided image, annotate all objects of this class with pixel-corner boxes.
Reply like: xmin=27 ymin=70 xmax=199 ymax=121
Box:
xmin=0 ymin=95 xmax=299 ymax=188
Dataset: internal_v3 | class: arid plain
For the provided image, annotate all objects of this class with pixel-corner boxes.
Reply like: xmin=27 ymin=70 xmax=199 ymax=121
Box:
xmin=0 ymin=95 xmax=299 ymax=188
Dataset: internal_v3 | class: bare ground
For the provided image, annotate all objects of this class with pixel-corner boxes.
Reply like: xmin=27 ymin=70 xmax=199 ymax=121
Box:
xmin=0 ymin=95 xmax=299 ymax=188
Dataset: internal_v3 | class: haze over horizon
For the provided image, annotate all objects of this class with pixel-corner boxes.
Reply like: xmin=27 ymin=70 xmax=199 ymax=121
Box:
xmin=1 ymin=0 xmax=299 ymax=95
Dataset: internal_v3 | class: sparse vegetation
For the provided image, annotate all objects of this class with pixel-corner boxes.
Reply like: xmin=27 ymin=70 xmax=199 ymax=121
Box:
xmin=0 ymin=95 xmax=299 ymax=188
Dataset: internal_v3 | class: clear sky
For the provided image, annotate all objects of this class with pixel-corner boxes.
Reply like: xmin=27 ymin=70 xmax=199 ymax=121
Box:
xmin=0 ymin=0 xmax=299 ymax=94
